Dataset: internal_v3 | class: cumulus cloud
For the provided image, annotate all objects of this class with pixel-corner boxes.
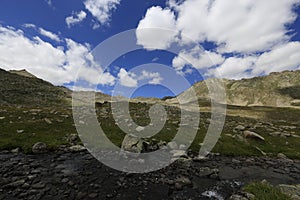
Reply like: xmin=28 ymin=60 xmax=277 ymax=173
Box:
xmin=207 ymin=56 xmax=257 ymax=79
xmin=136 ymin=6 xmax=177 ymax=50
xmin=254 ymin=42 xmax=300 ymax=75
xmin=172 ymin=46 xmax=225 ymax=71
xmin=137 ymin=0 xmax=300 ymax=79
xmin=208 ymin=42 xmax=300 ymax=79
xmin=38 ymin=28 xmax=61 ymax=42
xmin=84 ymin=0 xmax=121 ymax=26
xmin=0 ymin=25 xmax=115 ymax=86
xmin=140 ymin=70 xmax=163 ymax=85
xmin=117 ymin=68 xmax=138 ymax=87
xmin=174 ymin=0 xmax=299 ymax=53
xmin=66 ymin=11 xmax=87 ymax=28
xmin=117 ymin=69 xmax=163 ymax=87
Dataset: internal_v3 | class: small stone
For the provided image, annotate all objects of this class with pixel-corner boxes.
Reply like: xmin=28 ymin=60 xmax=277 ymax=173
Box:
xmin=88 ymin=193 xmax=98 ymax=198
xmin=243 ymin=131 xmax=265 ymax=141
xmin=197 ymin=167 xmax=215 ymax=177
xmin=234 ymin=125 xmax=245 ymax=131
xmin=0 ymin=116 xmax=5 ymax=120
xmin=175 ymin=182 xmax=182 ymax=190
xmin=6 ymin=179 xmax=26 ymax=188
xmin=277 ymin=153 xmax=288 ymax=159
xmin=44 ymin=118 xmax=52 ymax=124
xmin=136 ymin=126 xmax=145 ymax=132
xmin=69 ymin=145 xmax=86 ymax=152
xmin=62 ymin=178 xmax=69 ymax=183
xmin=229 ymin=194 xmax=248 ymax=200
xmin=11 ymin=148 xmax=20 ymax=153
xmin=32 ymin=142 xmax=47 ymax=153
xmin=32 ymin=182 xmax=45 ymax=189
xmin=167 ymin=141 xmax=178 ymax=150
xmin=171 ymin=150 xmax=187 ymax=157
xmin=16 ymin=129 xmax=24 ymax=134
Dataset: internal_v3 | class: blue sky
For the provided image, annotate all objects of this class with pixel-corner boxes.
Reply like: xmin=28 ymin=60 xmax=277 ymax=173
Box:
xmin=0 ymin=0 xmax=300 ymax=98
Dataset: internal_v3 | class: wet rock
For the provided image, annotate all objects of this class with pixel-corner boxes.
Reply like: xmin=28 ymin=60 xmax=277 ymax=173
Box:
xmin=32 ymin=182 xmax=45 ymax=189
xmin=88 ymin=193 xmax=98 ymax=198
xmin=243 ymin=131 xmax=265 ymax=141
xmin=32 ymin=142 xmax=47 ymax=154
xmin=6 ymin=179 xmax=25 ymax=188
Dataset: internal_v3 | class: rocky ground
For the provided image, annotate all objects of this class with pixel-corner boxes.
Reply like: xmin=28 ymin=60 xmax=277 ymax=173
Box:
xmin=0 ymin=149 xmax=299 ymax=200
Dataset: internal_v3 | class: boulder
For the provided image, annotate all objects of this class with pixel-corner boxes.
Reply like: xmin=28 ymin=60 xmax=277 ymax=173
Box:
xmin=32 ymin=142 xmax=47 ymax=153
xmin=278 ymin=184 xmax=300 ymax=200
xmin=121 ymin=134 xmax=144 ymax=153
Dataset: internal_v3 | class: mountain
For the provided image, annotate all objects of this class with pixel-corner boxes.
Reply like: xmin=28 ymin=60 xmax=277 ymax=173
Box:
xmin=2 ymin=68 xmax=300 ymax=108
xmin=0 ymin=68 xmax=71 ymax=107
xmin=167 ymin=70 xmax=300 ymax=107
xmin=0 ymin=68 xmax=113 ymax=107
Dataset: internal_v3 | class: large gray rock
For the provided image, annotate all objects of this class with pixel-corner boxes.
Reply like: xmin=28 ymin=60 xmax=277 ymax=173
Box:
xmin=32 ymin=142 xmax=47 ymax=153
xmin=278 ymin=184 xmax=300 ymax=200
xmin=121 ymin=134 xmax=144 ymax=153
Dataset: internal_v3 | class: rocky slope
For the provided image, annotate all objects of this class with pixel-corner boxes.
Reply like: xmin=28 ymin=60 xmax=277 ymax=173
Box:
xmin=167 ymin=70 xmax=300 ymax=107
xmin=0 ymin=68 xmax=113 ymax=107
xmin=0 ymin=68 xmax=71 ymax=107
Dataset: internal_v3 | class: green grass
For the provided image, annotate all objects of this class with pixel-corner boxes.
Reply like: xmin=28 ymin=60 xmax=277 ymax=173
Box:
xmin=0 ymin=106 xmax=77 ymax=153
xmin=244 ymin=182 xmax=292 ymax=200
xmin=0 ymin=102 xmax=299 ymax=158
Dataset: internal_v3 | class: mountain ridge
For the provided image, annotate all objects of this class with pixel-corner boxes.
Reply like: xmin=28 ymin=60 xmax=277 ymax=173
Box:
xmin=166 ymin=70 xmax=300 ymax=107
xmin=1 ymin=67 xmax=300 ymax=108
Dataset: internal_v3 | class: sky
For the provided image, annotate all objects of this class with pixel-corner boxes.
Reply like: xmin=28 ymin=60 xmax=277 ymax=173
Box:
xmin=0 ymin=0 xmax=300 ymax=98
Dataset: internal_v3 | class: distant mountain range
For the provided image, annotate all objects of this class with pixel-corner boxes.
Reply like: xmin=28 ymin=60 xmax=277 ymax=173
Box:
xmin=1 ymin=68 xmax=300 ymax=107
xmin=167 ymin=70 xmax=300 ymax=107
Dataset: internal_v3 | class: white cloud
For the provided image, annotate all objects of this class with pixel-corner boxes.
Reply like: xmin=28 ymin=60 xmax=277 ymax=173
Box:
xmin=117 ymin=68 xmax=138 ymax=87
xmin=66 ymin=11 xmax=87 ymax=28
xmin=117 ymin=69 xmax=163 ymax=87
xmin=208 ymin=42 xmax=300 ymax=79
xmin=23 ymin=23 xmax=36 ymax=28
xmin=137 ymin=0 xmax=300 ymax=80
xmin=254 ymin=42 xmax=300 ymax=75
xmin=136 ymin=6 xmax=178 ymax=50
xmin=84 ymin=0 xmax=121 ymax=26
xmin=208 ymin=56 xmax=257 ymax=79
xmin=172 ymin=46 xmax=225 ymax=71
xmin=140 ymin=70 xmax=163 ymax=85
xmin=0 ymin=25 xmax=115 ymax=86
xmin=38 ymin=28 xmax=61 ymax=42
xmin=138 ymin=0 xmax=299 ymax=54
